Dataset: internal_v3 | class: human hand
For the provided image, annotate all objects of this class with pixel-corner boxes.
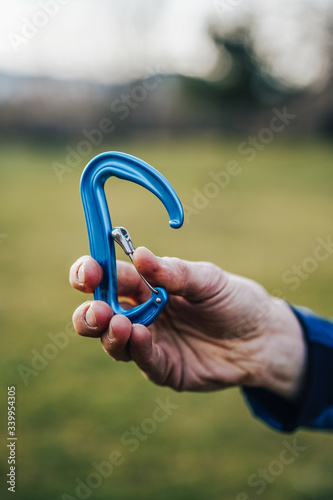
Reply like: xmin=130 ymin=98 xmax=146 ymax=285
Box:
xmin=70 ymin=248 xmax=306 ymax=399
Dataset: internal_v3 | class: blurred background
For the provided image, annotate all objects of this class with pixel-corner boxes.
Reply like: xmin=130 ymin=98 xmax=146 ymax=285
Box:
xmin=0 ymin=0 xmax=332 ymax=499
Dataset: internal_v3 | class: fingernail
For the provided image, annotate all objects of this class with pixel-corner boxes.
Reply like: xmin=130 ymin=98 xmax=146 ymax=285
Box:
xmin=86 ymin=305 xmax=97 ymax=328
xmin=77 ymin=262 xmax=85 ymax=285
xmin=107 ymin=324 xmax=115 ymax=342
xmin=107 ymin=330 xmax=114 ymax=342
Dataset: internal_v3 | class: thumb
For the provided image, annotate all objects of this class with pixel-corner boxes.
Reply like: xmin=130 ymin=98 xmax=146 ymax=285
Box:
xmin=132 ymin=246 xmax=226 ymax=300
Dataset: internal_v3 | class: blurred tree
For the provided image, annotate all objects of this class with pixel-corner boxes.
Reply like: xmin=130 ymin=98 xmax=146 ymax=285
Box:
xmin=181 ymin=26 xmax=300 ymax=109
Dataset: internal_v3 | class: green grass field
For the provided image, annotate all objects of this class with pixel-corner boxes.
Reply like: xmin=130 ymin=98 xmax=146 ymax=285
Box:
xmin=0 ymin=135 xmax=332 ymax=500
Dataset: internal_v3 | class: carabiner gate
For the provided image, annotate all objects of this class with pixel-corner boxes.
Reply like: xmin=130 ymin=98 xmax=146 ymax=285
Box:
xmin=112 ymin=226 xmax=159 ymax=295
xmin=80 ymin=152 xmax=184 ymax=327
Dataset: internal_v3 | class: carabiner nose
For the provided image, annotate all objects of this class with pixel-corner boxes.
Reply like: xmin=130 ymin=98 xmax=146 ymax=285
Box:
xmin=80 ymin=152 xmax=184 ymax=327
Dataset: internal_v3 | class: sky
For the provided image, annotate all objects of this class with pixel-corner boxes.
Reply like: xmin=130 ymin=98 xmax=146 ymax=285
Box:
xmin=0 ymin=0 xmax=332 ymax=89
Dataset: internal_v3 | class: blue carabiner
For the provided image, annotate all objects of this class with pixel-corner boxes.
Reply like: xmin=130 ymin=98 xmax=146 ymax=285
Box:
xmin=80 ymin=152 xmax=184 ymax=326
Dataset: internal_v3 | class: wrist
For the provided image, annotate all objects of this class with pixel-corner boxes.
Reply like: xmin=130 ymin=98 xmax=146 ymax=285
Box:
xmin=257 ymin=299 xmax=308 ymax=401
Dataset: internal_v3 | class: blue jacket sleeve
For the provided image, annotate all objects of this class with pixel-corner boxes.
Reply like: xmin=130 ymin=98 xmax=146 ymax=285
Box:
xmin=242 ymin=305 xmax=333 ymax=432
